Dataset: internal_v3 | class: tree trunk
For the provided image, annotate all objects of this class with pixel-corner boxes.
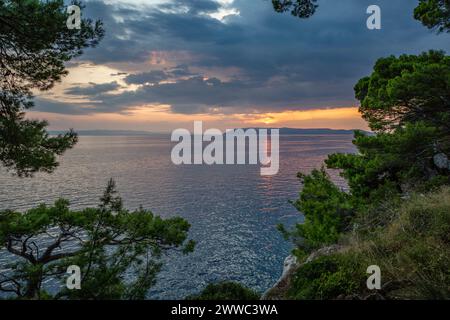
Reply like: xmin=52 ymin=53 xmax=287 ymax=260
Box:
xmin=24 ymin=269 xmax=43 ymax=299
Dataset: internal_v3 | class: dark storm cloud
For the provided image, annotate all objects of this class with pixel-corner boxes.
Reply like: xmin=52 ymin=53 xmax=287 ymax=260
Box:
xmin=38 ymin=0 xmax=450 ymax=115
xmin=123 ymin=66 xmax=198 ymax=85
xmin=168 ymin=65 xmax=199 ymax=78
xmin=34 ymin=97 xmax=99 ymax=115
xmin=124 ymin=71 xmax=170 ymax=85
xmin=65 ymin=81 xmax=121 ymax=95
xmin=38 ymin=76 xmax=359 ymax=116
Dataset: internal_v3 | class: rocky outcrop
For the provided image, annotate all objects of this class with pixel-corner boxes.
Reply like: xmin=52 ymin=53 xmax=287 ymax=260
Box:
xmin=262 ymin=245 xmax=343 ymax=300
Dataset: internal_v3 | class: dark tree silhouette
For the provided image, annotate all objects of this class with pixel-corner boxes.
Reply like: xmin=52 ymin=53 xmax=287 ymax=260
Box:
xmin=0 ymin=0 xmax=104 ymax=176
xmin=271 ymin=0 xmax=318 ymax=18
xmin=355 ymin=50 xmax=450 ymax=133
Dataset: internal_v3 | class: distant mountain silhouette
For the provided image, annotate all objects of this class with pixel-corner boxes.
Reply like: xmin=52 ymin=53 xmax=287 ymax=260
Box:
xmin=49 ymin=130 xmax=163 ymax=136
xmin=49 ymin=128 xmax=370 ymax=136
xmin=243 ymin=128 xmax=371 ymax=135
xmin=272 ymin=128 xmax=362 ymax=135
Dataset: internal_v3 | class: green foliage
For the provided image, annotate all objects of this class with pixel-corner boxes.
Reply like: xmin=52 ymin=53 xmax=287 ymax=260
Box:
xmin=282 ymin=51 xmax=450 ymax=299
xmin=328 ymin=51 xmax=450 ymax=208
xmin=414 ymin=0 xmax=450 ymax=33
xmin=271 ymin=0 xmax=318 ymax=18
xmin=0 ymin=118 xmax=78 ymax=176
xmin=283 ymin=168 xmax=354 ymax=253
xmin=327 ymin=124 xmax=450 ymax=206
xmin=0 ymin=0 xmax=104 ymax=176
xmin=288 ymin=188 xmax=450 ymax=300
xmin=0 ymin=180 xmax=195 ymax=299
xmin=354 ymin=50 xmax=450 ymax=133
xmin=323 ymin=51 xmax=450 ymax=210
xmin=186 ymin=282 xmax=260 ymax=300
xmin=288 ymin=253 xmax=366 ymax=300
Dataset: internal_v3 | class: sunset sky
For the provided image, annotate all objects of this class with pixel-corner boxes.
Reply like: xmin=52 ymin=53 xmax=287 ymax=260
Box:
xmin=31 ymin=0 xmax=450 ymax=132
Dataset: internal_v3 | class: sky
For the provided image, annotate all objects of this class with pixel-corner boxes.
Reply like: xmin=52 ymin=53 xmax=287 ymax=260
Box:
xmin=31 ymin=0 xmax=450 ymax=132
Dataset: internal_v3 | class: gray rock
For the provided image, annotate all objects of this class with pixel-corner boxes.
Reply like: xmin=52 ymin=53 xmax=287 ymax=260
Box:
xmin=433 ymin=153 xmax=450 ymax=170
xmin=261 ymin=255 xmax=299 ymax=300
xmin=281 ymin=255 xmax=298 ymax=278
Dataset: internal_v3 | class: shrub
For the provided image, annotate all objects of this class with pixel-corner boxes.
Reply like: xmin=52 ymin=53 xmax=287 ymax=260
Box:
xmin=288 ymin=253 xmax=366 ymax=300
xmin=287 ymin=187 xmax=450 ymax=300
xmin=284 ymin=168 xmax=354 ymax=254
xmin=186 ymin=282 xmax=260 ymax=300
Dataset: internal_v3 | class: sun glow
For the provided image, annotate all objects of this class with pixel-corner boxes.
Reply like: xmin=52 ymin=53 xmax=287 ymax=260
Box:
xmin=245 ymin=107 xmax=362 ymax=125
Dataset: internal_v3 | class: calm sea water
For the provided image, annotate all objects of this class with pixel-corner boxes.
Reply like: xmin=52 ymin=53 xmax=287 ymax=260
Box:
xmin=0 ymin=134 xmax=355 ymax=299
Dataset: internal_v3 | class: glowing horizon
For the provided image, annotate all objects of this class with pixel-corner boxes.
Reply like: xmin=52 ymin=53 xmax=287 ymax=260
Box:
xmin=29 ymin=106 xmax=369 ymax=133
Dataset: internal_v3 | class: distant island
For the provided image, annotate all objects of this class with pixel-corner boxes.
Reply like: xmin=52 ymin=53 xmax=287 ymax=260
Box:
xmin=274 ymin=128 xmax=365 ymax=135
xmin=49 ymin=128 xmax=368 ymax=136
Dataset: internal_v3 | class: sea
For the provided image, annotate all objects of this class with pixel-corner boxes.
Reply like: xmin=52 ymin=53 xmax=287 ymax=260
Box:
xmin=0 ymin=133 xmax=356 ymax=299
